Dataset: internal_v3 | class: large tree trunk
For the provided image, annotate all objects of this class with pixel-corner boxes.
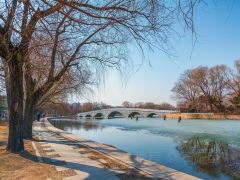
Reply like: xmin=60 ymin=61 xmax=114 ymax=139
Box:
xmin=23 ymin=96 xmax=34 ymax=139
xmin=3 ymin=61 xmax=10 ymax=111
xmin=7 ymin=57 xmax=24 ymax=152
xmin=23 ymin=64 xmax=36 ymax=139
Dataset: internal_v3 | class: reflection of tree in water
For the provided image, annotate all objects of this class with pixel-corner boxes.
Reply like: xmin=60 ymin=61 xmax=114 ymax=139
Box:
xmin=177 ymin=135 xmax=240 ymax=179
xmin=49 ymin=119 xmax=104 ymax=131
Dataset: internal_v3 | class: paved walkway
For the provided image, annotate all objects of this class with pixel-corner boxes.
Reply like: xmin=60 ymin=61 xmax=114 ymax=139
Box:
xmin=32 ymin=119 xmax=200 ymax=180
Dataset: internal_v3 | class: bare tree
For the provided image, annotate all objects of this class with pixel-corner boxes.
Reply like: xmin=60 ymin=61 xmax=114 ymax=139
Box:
xmin=172 ymin=69 xmax=201 ymax=102
xmin=184 ymin=66 xmax=225 ymax=112
xmin=24 ymin=61 xmax=92 ymax=138
xmin=225 ymin=60 xmax=240 ymax=113
xmin=225 ymin=60 xmax=240 ymax=95
xmin=172 ymin=65 xmax=235 ymax=113
xmin=207 ymin=65 xmax=229 ymax=112
xmin=122 ymin=101 xmax=130 ymax=108
xmin=0 ymin=0 xmax=200 ymax=152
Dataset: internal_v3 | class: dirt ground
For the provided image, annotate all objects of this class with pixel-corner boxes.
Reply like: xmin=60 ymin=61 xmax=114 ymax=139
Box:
xmin=0 ymin=121 xmax=150 ymax=180
xmin=0 ymin=121 xmax=62 ymax=180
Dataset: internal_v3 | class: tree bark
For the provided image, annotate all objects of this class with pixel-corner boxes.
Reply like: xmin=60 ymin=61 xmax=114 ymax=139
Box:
xmin=23 ymin=96 xmax=34 ymax=139
xmin=7 ymin=56 xmax=24 ymax=152
xmin=3 ymin=61 xmax=11 ymax=109
xmin=23 ymin=64 xmax=36 ymax=139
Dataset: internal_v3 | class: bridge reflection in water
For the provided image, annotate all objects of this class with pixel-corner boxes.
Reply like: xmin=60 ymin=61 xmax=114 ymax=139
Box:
xmin=77 ymin=108 xmax=176 ymax=119
xmin=177 ymin=136 xmax=240 ymax=179
xmin=49 ymin=119 xmax=104 ymax=131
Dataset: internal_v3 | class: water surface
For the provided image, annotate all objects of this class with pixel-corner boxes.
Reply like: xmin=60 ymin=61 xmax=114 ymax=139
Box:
xmin=50 ymin=118 xmax=240 ymax=180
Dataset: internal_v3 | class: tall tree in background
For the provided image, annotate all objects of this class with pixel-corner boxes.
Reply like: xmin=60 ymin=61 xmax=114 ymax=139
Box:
xmin=172 ymin=62 xmax=239 ymax=113
xmin=0 ymin=1 xmax=199 ymax=152
xmin=227 ymin=60 xmax=240 ymax=113
xmin=207 ymin=65 xmax=229 ymax=112
xmin=172 ymin=69 xmax=201 ymax=106
xmin=122 ymin=101 xmax=131 ymax=108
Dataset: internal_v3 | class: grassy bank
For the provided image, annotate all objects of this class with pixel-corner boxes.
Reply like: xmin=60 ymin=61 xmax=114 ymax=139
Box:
xmin=165 ymin=113 xmax=240 ymax=120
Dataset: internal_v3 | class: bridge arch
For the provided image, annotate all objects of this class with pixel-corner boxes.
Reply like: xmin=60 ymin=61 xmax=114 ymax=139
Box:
xmin=128 ymin=112 xmax=141 ymax=118
xmin=85 ymin=114 xmax=92 ymax=119
xmin=147 ymin=113 xmax=158 ymax=118
xmin=107 ymin=111 xmax=124 ymax=119
xmin=94 ymin=113 xmax=104 ymax=119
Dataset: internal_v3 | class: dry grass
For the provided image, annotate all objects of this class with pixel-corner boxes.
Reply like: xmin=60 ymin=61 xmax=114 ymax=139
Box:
xmin=0 ymin=122 xmax=151 ymax=179
xmin=0 ymin=122 xmax=62 ymax=180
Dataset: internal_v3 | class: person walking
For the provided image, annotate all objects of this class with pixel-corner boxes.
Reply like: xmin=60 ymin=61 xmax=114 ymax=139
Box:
xmin=37 ymin=113 xmax=41 ymax=122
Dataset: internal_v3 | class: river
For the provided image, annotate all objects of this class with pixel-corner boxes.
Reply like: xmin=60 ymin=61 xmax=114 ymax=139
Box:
xmin=49 ymin=117 xmax=240 ymax=180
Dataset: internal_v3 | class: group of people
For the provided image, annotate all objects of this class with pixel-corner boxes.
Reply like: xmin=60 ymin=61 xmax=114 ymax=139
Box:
xmin=163 ymin=115 xmax=182 ymax=122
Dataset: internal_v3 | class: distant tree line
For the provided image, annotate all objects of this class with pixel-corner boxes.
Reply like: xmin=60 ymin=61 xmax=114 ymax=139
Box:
xmin=121 ymin=101 xmax=176 ymax=110
xmin=43 ymin=102 xmax=112 ymax=116
xmin=172 ymin=60 xmax=240 ymax=114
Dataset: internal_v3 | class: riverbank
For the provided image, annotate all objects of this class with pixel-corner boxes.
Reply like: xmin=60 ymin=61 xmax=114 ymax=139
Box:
xmin=165 ymin=113 xmax=240 ymax=120
xmin=43 ymin=118 xmax=199 ymax=179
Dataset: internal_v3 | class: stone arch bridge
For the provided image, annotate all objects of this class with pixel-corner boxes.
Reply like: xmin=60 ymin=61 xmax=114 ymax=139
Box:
xmin=77 ymin=108 xmax=177 ymax=119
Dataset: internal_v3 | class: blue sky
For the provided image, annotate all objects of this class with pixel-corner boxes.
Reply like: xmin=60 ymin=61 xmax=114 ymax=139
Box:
xmin=79 ymin=1 xmax=240 ymax=106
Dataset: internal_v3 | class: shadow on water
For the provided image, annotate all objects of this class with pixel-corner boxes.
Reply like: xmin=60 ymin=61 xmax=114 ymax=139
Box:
xmin=49 ymin=119 xmax=104 ymax=132
xmin=177 ymin=135 xmax=240 ymax=179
